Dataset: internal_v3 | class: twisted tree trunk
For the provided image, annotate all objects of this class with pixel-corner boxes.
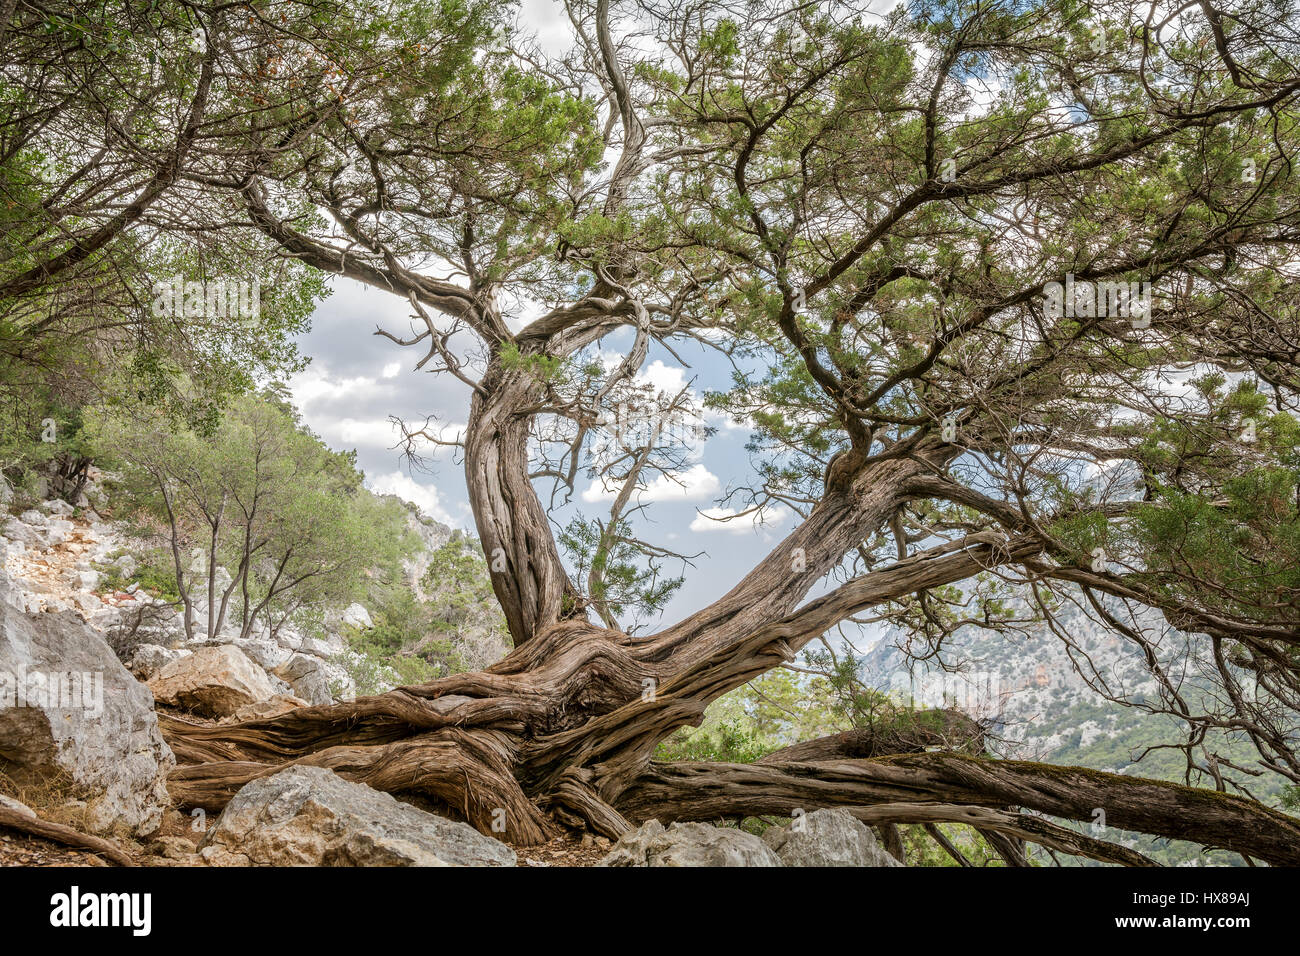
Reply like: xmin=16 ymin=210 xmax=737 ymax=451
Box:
xmin=157 ymin=369 xmax=1300 ymax=865
xmin=465 ymin=366 xmax=586 ymax=647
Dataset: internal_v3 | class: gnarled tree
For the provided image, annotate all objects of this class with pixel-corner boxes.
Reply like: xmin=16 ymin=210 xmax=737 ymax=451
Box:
xmin=138 ymin=0 xmax=1300 ymax=864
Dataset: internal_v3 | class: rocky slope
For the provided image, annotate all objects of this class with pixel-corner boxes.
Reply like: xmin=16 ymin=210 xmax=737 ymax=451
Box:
xmin=859 ymin=595 xmax=1290 ymax=864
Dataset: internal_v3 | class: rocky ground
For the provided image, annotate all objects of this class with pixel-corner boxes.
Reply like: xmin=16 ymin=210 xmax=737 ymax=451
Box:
xmin=0 ymin=480 xmax=902 ymax=867
xmin=0 ymin=800 xmax=894 ymax=868
xmin=2 ymin=493 xmax=363 ymax=710
xmin=0 ymin=828 xmax=109 ymax=866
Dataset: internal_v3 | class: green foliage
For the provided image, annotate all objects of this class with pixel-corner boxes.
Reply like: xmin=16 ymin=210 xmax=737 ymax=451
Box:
xmin=86 ymin=389 xmax=415 ymax=640
xmin=342 ymin=630 xmax=443 ymax=698
xmin=497 ymin=341 xmax=565 ymax=384
xmin=559 ymin=514 xmax=684 ymax=633
xmin=93 ymin=548 xmax=184 ymax=604
xmin=654 ymin=695 xmax=774 ymax=764
xmin=1129 ymin=465 xmax=1300 ymax=624
xmin=335 ymin=528 xmax=510 ymax=690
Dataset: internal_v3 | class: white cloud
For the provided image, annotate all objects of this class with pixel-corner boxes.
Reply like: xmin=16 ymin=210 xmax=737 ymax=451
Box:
xmin=381 ymin=361 xmax=401 ymax=379
xmin=307 ymin=413 xmax=465 ymax=456
xmin=368 ymin=471 xmax=456 ymax=525
xmin=689 ymin=505 xmax=790 ymax=536
xmin=581 ymin=464 xmax=721 ymax=504
xmin=317 ymin=416 xmax=403 ymax=450
xmin=289 ymin=368 xmax=382 ymax=409
xmin=637 ymin=359 xmax=689 ymax=396
xmin=518 ymin=0 xmax=571 ymax=57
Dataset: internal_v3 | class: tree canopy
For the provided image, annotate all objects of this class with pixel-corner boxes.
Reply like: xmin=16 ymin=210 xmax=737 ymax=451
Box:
xmin=8 ymin=0 xmax=1300 ymax=865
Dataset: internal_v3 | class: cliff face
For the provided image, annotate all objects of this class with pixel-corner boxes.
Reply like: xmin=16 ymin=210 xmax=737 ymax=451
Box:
xmin=386 ymin=497 xmax=453 ymax=598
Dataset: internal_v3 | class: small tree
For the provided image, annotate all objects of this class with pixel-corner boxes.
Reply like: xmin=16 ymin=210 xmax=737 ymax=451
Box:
xmin=89 ymin=389 xmax=412 ymax=642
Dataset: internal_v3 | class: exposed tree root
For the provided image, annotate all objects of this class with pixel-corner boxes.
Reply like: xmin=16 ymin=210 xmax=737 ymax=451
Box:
xmin=156 ymin=589 xmax=1300 ymax=862
xmin=846 ymin=803 xmax=1155 ymax=867
xmin=612 ymin=755 xmax=1300 ymax=865
xmin=168 ymin=726 xmax=556 ymax=843
xmin=0 ymin=806 xmax=135 ymax=866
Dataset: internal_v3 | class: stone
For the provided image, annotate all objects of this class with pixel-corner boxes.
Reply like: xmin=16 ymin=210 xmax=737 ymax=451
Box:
xmin=297 ymin=636 xmax=336 ymax=660
xmin=761 ymin=808 xmax=903 ymax=867
xmin=65 ymin=568 xmax=99 ymax=591
xmin=0 ymin=793 xmax=36 ymax=818
xmin=319 ymin=631 xmax=347 ymax=656
xmin=127 ymin=644 xmax=189 ymax=681
xmin=148 ymin=644 xmax=278 ymax=717
xmin=213 ymin=566 xmax=233 ymax=593
xmin=198 ymin=765 xmax=516 ymax=867
xmin=148 ymin=835 xmax=201 ymax=863
xmin=72 ymin=593 xmax=102 ymax=616
xmin=273 ymin=652 xmax=351 ymax=705
xmin=230 ymin=636 xmax=291 ymax=671
xmin=39 ymin=498 xmax=75 ymax=517
xmin=3 ymin=519 xmax=46 ymax=550
xmin=18 ymin=509 xmax=46 ymax=527
xmin=341 ymin=603 xmax=372 ymax=630
xmin=598 ymin=820 xmax=783 ymax=867
xmin=0 ymin=582 xmax=173 ymax=836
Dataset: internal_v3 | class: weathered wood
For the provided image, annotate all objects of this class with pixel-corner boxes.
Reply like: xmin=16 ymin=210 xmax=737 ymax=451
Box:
xmin=612 ymin=755 xmax=1300 ymax=865
xmin=0 ymin=807 xmax=135 ymax=866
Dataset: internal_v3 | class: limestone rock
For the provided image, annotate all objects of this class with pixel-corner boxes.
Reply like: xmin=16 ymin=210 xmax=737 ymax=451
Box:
xmin=198 ymin=766 xmax=516 ymax=867
xmin=0 ymin=793 xmax=36 ymax=818
xmin=273 ymin=652 xmax=351 ymax=705
xmin=126 ymin=643 xmax=189 ymax=681
xmin=762 ymin=808 xmax=903 ymax=867
xmin=43 ymin=518 xmax=73 ymax=545
xmin=148 ymin=644 xmax=277 ymax=717
xmin=229 ymin=636 xmax=292 ymax=671
xmin=148 ymin=835 xmax=203 ymax=864
xmin=341 ymin=603 xmax=372 ymax=630
xmin=39 ymin=498 xmax=75 ymax=517
xmin=599 ymin=819 xmax=782 ymax=867
xmin=218 ymin=693 xmax=308 ymax=724
xmin=3 ymin=518 xmax=46 ymax=550
xmin=297 ymin=636 xmax=336 ymax=660
xmin=0 ymin=582 xmax=173 ymax=836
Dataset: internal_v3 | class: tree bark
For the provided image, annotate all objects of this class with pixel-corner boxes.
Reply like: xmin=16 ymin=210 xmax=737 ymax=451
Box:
xmin=612 ymin=754 xmax=1300 ymax=866
xmin=464 ymin=366 xmax=585 ymax=646
xmin=155 ymin=415 xmax=1300 ymax=863
xmin=0 ymin=807 xmax=134 ymax=866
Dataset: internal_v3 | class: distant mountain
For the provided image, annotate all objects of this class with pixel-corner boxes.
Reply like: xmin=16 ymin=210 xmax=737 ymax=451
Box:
xmin=859 ymin=592 xmax=1291 ymax=866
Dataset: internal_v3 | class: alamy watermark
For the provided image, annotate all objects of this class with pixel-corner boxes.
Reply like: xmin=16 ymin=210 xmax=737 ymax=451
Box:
xmin=50 ymin=886 xmax=151 ymax=936
xmin=152 ymin=274 xmax=261 ymax=321
xmin=596 ymin=399 xmax=709 ymax=449
xmin=1043 ymin=273 xmax=1153 ymax=326
xmin=0 ymin=666 xmax=104 ymax=718
xmin=888 ymin=669 xmax=1009 ymax=714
